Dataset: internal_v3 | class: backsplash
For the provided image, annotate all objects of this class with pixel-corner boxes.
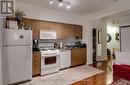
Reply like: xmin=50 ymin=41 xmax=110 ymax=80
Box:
xmin=38 ymin=37 xmax=81 ymax=45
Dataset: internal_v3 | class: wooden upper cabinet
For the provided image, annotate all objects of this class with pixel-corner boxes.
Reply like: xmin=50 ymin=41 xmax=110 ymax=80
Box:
xmin=39 ymin=21 xmax=49 ymax=31
xmin=23 ymin=18 xmax=32 ymax=30
xmin=59 ymin=24 xmax=82 ymax=39
xmin=48 ymin=22 xmax=56 ymax=30
xmin=22 ymin=17 xmax=82 ymax=39
xmin=73 ymin=25 xmax=82 ymax=39
xmin=31 ymin=20 xmax=40 ymax=39
xmin=67 ymin=24 xmax=74 ymax=38
xmin=61 ymin=24 xmax=74 ymax=38
xmin=55 ymin=23 xmax=63 ymax=39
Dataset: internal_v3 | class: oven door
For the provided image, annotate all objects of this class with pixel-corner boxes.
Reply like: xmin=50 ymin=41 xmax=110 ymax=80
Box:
xmin=41 ymin=55 xmax=59 ymax=69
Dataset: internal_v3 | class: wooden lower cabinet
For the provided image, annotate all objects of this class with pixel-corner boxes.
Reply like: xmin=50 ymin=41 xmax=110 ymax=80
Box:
xmin=71 ymin=48 xmax=87 ymax=67
xmin=32 ymin=51 xmax=41 ymax=77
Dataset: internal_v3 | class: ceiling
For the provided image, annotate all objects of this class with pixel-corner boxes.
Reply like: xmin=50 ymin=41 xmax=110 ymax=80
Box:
xmin=16 ymin=0 xmax=120 ymax=16
xmin=104 ymin=9 xmax=130 ymax=20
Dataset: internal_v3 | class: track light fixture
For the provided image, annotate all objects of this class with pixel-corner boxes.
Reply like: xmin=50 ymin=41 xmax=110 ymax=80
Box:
xmin=49 ymin=0 xmax=71 ymax=9
xmin=59 ymin=2 xmax=63 ymax=7
xmin=50 ymin=0 xmax=53 ymax=4
xmin=67 ymin=3 xmax=70 ymax=9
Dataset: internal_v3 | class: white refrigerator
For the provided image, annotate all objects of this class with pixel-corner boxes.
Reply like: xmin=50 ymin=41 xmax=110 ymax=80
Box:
xmin=4 ymin=29 xmax=32 ymax=84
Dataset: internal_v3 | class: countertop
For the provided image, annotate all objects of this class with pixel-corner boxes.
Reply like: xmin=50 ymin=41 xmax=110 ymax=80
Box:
xmin=33 ymin=47 xmax=86 ymax=52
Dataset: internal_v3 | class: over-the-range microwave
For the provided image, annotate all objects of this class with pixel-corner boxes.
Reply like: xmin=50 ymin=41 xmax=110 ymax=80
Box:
xmin=40 ymin=30 xmax=57 ymax=39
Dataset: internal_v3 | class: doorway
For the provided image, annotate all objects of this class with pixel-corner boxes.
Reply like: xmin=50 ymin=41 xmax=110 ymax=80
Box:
xmin=92 ymin=28 xmax=102 ymax=63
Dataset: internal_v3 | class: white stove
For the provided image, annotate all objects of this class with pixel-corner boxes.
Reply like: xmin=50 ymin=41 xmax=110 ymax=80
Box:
xmin=39 ymin=43 xmax=60 ymax=76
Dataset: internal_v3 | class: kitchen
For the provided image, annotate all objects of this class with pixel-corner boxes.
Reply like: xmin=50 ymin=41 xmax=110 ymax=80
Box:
xmin=1 ymin=0 xmax=130 ymax=85
xmin=4 ymin=16 xmax=87 ymax=84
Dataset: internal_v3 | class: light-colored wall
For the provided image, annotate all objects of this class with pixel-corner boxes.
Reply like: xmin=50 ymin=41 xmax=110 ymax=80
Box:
xmin=16 ymin=2 xmax=82 ymax=25
xmin=107 ymin=23 xmax=120 ymax=52
xmin=82 ymin=20 xmax=93 ymax=64
xmin=101 ymin=22 xmax=107 ymax=61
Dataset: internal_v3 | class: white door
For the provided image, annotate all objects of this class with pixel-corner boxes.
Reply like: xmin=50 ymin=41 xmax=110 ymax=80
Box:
xmin=4 ymin=29 xmax=32 ymax=46
xmin=4 ymin=46 xmax=32 ymax=84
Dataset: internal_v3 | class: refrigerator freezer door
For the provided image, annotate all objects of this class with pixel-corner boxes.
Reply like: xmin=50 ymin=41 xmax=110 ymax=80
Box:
xmin=4 ymin=29 xmax=32 ymax=46
xmin=4 ymin=46 xmax=32 ymax=84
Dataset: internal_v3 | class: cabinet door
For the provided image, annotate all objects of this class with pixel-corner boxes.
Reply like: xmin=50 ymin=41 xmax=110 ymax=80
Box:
xmin=32 ymin=55 xmax=36 ymax=76
xmin=68 ymin=25 xmax=74 ymax=37
xmin=35 ymin=54 xmax=41 ymax=76
xmin=79 ymin=48 xmax=87 ymax=65
xmin=39 ymin=21 xmax=49 ymax=31
xmin=62 ymin=24 xmax=74 ymax=38
xmin=48 ymin=22 xmax=56 ymax=30
xmin=23 ymin=18 xmax=32 ymax=30
xmin=71 ymin=48 xmax=87 ymax=67
xmin=32 ymin=52 xmax=41 ymax=77
xmin=32 ymin=20 xmax=40 ymax=39
xmin=71 ymin=49 xmax=80 ymax=67
xmin=55 ymin=23 xmax=63 ymax=39
xmin=73 ymin=25 xmax=82 ymax=39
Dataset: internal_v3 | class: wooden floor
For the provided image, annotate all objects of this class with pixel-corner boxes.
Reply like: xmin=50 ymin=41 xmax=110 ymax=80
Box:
xmin=71 ymin=61 xmax=121 ymax=85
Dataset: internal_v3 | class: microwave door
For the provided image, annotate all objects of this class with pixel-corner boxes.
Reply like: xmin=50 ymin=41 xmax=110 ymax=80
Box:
xmin=40 ymin=31 xmax=57 ymax=39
